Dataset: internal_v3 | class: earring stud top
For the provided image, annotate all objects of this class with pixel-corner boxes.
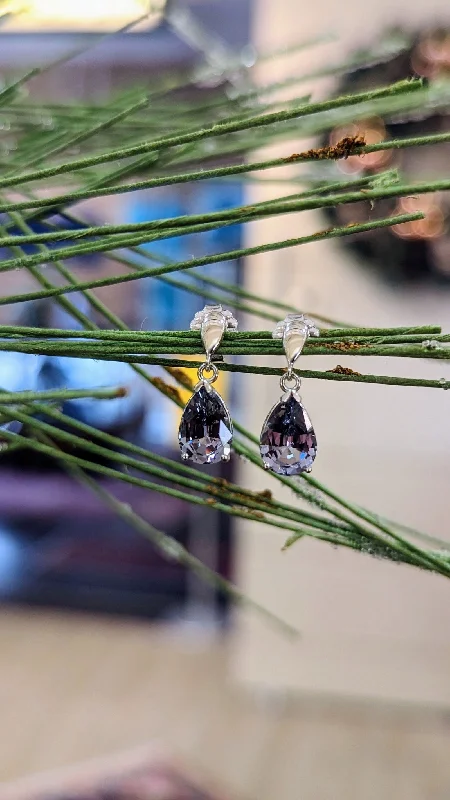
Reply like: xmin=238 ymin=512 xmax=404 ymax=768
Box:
xmin=272 ymin=313 xmax=319 ymax=369
xmin=190 ymin=304 xmax=238 ymax=362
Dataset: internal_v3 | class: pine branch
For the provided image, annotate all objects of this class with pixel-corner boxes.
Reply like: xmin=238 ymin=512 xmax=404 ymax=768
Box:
xmin=25 ymin=422 xmax=297 ymax=635
xmin=0 ymin=79 xmax=424 ymax=189
xmin=0 ymin=27 xmax=448 ymax=613
xmin=0 ymin=212 xmax=425 ymax=297
xmin=0 ymin=387 xmax=126 ymax=403
xmin=4 ymin=177 xmax=450 ymax=251
xmin=0 ymin=326 xmax=447 ymax=390
xmin=0 ymin=398 xmax=447 ymax=578
xmin=0 ymin=130 xmax=449 ymax=215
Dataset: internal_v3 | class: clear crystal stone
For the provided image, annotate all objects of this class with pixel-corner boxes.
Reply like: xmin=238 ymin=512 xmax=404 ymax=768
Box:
xmin=178 ymin=383 xmax=232 ymax=464
xmin=260 ymin=391 xmax=317 ymax=475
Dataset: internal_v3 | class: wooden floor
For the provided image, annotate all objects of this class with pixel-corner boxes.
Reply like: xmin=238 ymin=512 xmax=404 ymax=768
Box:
xmin=1 ymin=608 xmax=450 ymax=800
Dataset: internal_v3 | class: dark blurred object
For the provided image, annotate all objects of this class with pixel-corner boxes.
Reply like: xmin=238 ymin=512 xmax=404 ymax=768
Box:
xmin=5 ymin=747 xmax=226 ymax=800
xmin=323 ymin=28 xmax=450 ymax=286
xmin=0 ymin=474 xmax=190 ymax=618
xmin=0 ymin=464 xmax=232 ymax=620
xmin=0 ymin=213 xmax=103 ymax=262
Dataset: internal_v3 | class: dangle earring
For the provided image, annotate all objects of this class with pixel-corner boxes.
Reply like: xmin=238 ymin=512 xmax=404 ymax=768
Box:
xmin=178 ymin=305 xmax=237 ymax=464
xmin=260 ymin=314 xmax=319 ymax=475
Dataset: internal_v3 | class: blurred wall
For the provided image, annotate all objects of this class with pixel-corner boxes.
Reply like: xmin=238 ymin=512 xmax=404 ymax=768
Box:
xmin=232 ymin=0 xmax=450 ymax=705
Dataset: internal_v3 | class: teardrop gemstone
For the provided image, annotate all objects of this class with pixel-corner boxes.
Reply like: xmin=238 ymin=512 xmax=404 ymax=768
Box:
xmin=260 ymin=392 xmax=317 ymax=475
xmin=178 ymin=383 xmax=232 ymax=464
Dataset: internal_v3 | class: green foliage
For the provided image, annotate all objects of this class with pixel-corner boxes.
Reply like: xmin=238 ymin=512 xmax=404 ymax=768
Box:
xmin=0 ymin=24 xmax=449 ymax=628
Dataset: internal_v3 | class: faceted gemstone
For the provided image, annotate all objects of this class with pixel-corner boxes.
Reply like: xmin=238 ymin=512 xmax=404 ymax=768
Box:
xmin=178 ymin=383 xmax=232 ymax=464
xmin=260 ymin=392 xmax=317 ymax=475
xmin=0 ymin=420 xmax=22 ymax=438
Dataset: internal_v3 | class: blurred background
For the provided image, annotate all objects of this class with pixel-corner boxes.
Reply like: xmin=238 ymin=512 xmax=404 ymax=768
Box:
xmin=0 ymin=2 xmax=450 ymax=800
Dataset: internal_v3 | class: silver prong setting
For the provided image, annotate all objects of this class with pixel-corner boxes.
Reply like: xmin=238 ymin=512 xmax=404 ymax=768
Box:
xmin=281 ymin=389 xmax=302 ymax=404
xmin=190 ymin=304 xmax=238 ymax=333
xmin=272 ymin=314 xmax=319 ymax=342
xmin=190 ymin=304 xmax=238 ymax=362
xmin=273 ymin=314 xmax=319 ymax=371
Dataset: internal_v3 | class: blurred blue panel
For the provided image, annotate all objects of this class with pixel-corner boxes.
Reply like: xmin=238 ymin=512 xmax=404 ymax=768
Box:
xmin=126 ymin=194 xmax=197 ymax=331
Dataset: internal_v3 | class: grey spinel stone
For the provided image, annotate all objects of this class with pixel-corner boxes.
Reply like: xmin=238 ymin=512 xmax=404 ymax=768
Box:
xmin=260 ymin=392 xmax=317 ymax=475
xmin=178 ymin=384 xmax=232 ymax=464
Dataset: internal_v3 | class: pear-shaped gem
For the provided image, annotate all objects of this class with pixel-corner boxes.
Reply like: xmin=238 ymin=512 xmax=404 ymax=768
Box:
xmin=260 ymin=391 xmax=317 ymax=475
xmin=178 ymin=383 xmax=232 ymax=464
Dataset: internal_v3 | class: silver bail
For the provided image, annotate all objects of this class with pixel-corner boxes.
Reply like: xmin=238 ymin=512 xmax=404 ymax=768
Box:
xmin=190 ymin=304 xmax=238 ymax=362
xmin=273 ymin=314 xmax=320 ymax=369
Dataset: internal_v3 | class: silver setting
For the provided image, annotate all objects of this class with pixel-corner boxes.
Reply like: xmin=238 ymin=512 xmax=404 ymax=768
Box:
xmin=190 ymin=304 xmax=238 ymax=383
xmin=273 ymin=313 xmax=319 ymax=369
xmin=196 ymin=362 xmax=219 ymax=386
xmin=191 ymin=304 xmax=238 ymax=363
xmin=273 ymin=314 xmax=319 ymax=394
xmin=280 ymin=372 xmax=302 ymax=395
xmin=281 ymin=388 xmax=302 ymax=403
xmin=272 ymin=313 xmax=319 ymax=341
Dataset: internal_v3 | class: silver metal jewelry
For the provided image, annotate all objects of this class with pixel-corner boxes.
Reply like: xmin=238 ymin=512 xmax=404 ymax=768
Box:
xmin=178 ymin=305 xmax=237 ymax=465
xmin=260 ymin=314 xmax=319 ymax=475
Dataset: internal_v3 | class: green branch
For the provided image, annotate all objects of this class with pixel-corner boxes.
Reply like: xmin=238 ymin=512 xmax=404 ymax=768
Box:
xmin=0 ymin=212 xmax=423 ymax=301
xmin=0 ymin=387 xmax=126 ymax=404
xmin=25 ymin=421 xmax=298 ymax=634
xmin=68 ymin=471 xmax=300 ymax=637
xmin=0 ymin=79 xmax=422 ymax=189
xmin=0 ymin=323 xmax=441 ymax=341
xmin=2 ymin=178 xmax=447 ymax=250
xmin=0 ymin=397 xmax=447 ymax=577
xmin=1 ymin=129 xmax=449 ymax=216
xmin=0 ymin=332 xmax=448 ymax=369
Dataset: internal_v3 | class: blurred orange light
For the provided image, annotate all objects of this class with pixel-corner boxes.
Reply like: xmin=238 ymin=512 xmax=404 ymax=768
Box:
xmin=392 ymin=194 xmax=446 ymax=240
xmin=411 ymin=33 xmax=450 ymax=77
xmin=330 ymin=119 xmax=391 ymax=175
